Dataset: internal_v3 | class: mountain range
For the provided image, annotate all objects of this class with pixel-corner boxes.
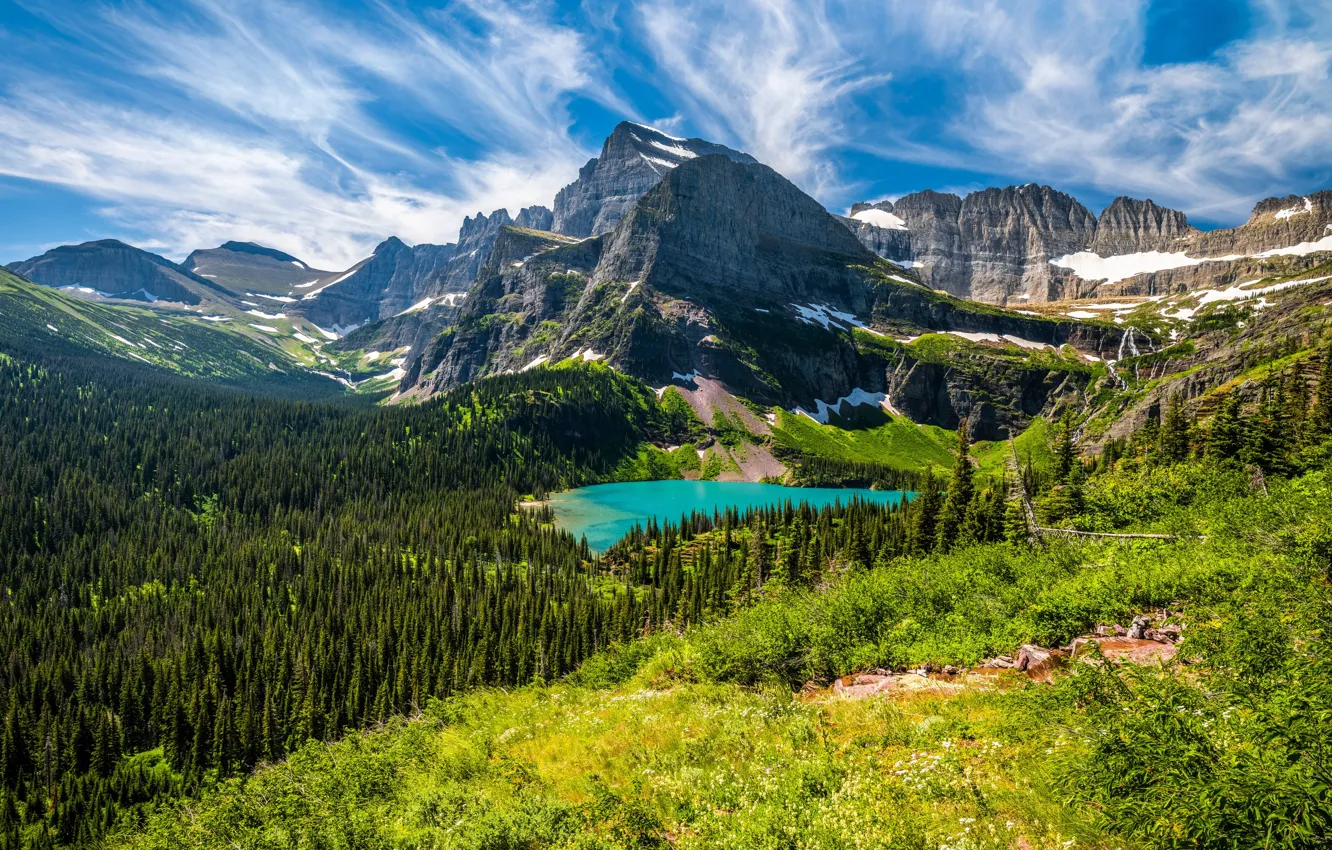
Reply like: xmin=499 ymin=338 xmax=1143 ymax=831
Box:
xmin=5 ymin=119 xmax=1331 ymax=444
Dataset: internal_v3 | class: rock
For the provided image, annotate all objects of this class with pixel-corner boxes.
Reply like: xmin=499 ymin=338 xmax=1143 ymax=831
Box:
xmin=1073 ymin=637 xmax=1178 ymax=666
xmin=1015 ymin=644 xmax=1064 ymax=682
xmin=552 ymin=121 xmax=756 ymax=238
xmin=10 ymin=239 xmax=213 ymax=305
xmin=1127 ymin=614 xmax=1152 ymax=640
xmin=832 ymin=673 xmax=898 ymax=698
xmin=300 ymin=237 xmax=456 ymax=329
xmin=1090 ymin=197 xmax=1197 ymax=255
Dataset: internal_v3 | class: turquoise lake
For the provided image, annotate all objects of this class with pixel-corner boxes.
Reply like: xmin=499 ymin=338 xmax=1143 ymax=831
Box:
xmin=546 ymin=480 xmax=911 ymax=552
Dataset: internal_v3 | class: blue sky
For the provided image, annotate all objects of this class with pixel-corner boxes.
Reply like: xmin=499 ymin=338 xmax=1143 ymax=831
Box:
xmin=1 ymin=0 xmax=1329 ymax=269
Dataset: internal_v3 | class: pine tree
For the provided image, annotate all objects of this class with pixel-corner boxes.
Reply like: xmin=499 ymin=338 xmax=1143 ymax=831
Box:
xmin=935 ymin=422 xmax=975 ymax=552
xmin=1208 ymin=392 xmax=1244 ymax=460
xmin=908 ymin=474 xmax=943 ymax=556
xmin=1053 ymin=411 xmax=1077 ymax=481
xmin=1311 ymin=342 xmax=1332 ymax=440
xmin=1159 ymin=393 xmax=1190 ymax=463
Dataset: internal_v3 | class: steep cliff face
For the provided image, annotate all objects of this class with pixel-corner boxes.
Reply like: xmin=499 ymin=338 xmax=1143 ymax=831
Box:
xmin=299 ymin=237 xmax=456 ymax=329
xmin=1189 ymin=191 xmax=1332 ymax=256
xmin=843 ymin=186 xmax=1332 ymax=302
xmin=431 ymin=209 xmax=519 ymax=294
xmin=8 ymin=240 xmax=216 ymax=305
xmin=958 ymin=185 xmax=1097 ymax=303
xmin=1089 ymin=197 xmax=1197 ymax=255
xmin=405 ymin=156 xmax=1116 ymax=437
xmin=551 ymin=122 xmax=756 ymax=238
xmin=843 ymin=186 xmax=1094 ymax=303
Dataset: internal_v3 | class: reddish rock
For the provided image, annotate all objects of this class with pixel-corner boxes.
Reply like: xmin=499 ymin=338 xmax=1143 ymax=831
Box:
xmin=1016 ymin=644 xmax=1066 ymax=682
xmin=832 ymin=674 xmax=898 ymax=698
xmin=1074 ymin=637 xmax=1177 ymax=665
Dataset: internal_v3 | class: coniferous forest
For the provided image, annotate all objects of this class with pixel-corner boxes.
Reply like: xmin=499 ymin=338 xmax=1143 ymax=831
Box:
xmin=2 ymin=335 xmax=1331 ymax=848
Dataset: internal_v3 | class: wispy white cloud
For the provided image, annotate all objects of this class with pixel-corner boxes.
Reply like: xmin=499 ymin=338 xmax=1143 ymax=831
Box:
xmin=865 ymin=0 xmax=1332 ymax=218
xmin=0 ymin=0 xmax=617 ymax=267
xmin=636 ymin=0 xmax=888 ymax=197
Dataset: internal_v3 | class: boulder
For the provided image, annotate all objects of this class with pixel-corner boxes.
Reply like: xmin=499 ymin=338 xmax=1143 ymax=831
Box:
xmin=1074 ymin=637 xmax=1177 ymax=666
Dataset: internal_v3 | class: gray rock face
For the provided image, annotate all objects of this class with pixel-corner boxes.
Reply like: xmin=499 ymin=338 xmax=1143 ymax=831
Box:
xmin=409 ymin=155 xmax=1111 ymax=436
xmin=1090 ymin=197 xmax=1197 ymax=255
xmin=183 ymin=241 xmax=333 ymax=297
xmin=843 ymin=186 xmax=1332 ymax=302
xmin=958 ymin=185 xmax=1097 ymax=303
xmin=299 ymin=237 xmax=456 ymax=329
xmin=551 ymin=121 xmax=756 ymax=238
xmin=843 ymin=186 xmax=1095 ymax=303
xmin=431 ymin=209 xmax=515 ymax=294
xmin=514 ymin=205 xmax=553 ymax=231
xmin=1190 ymin=190 xmax=1332 ymax=256
xmin=8 ymin=239 xmax=214 ymax=305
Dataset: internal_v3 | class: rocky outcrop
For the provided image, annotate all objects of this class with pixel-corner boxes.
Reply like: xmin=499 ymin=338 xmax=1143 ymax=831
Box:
xmin=299 ymin=237 xmax=455 ymax=329
xmin=1090 ymin=197 xmax=1197 ymax=255
xmin=1191 ymin=191 xmax=1332 ymax=256
xmin=551 ymin=121 xmax=756 ymax=238
xmin=8 ymin=239 xmax=216 ymax=305
xmin=514 ymin=205 xmax=554 ymax=231
xmin=431 ymin=209 xmax=516 ymax=294
xmin=842 ymin=186 xmax=1095 ymax=303
xmin=183 ymin=241 xmax=333 ymax=297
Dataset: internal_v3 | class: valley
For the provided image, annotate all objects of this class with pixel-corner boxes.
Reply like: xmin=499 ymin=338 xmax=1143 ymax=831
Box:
xmin=1 ymin=117 xmax=1330 ymax=850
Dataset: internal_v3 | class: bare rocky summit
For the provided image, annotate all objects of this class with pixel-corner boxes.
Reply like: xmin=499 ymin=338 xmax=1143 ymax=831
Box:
xmin=552 ymin=121 xmax=755 ymax=238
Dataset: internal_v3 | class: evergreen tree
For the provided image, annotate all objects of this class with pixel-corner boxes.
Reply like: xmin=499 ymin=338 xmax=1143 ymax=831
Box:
xmin=1159 ymin=392 xmax=1190 ymax=463
xmin=935 ymin=422 xmax=975 ymax=552
xmin=1312 ymin=343 xmax=1332 ymax=440
xmin=1053 ymin=411 xmax=1077 ymax=481
xmin=1207 ymin=392 xmax=1244 ymax=461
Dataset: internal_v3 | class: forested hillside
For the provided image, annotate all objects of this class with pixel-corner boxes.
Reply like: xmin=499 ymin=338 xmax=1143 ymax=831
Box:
xmin=0 ymin=350 xmax=729 ymax=846
xmin=110 ymin=344 xmax=1332 ymax=850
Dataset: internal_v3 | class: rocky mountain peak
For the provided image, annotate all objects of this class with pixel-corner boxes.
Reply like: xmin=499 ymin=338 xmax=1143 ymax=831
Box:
xmin=551 ymin=121 xmax=755 ymax=238
xmin=1089 ymin=197 xmax=1196 ymax=255
xmin=215 ymin=241 xmax=303 ymax=264
xmin=514 ymin=205 xmax=553 ymax=231
xmin=9 ymin=239 xmax=210 ymax=305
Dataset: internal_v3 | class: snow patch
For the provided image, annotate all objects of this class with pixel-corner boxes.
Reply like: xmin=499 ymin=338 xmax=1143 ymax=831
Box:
xmin=290 ymin=260 xmax=307 ymax=269
xmin=621 ymin=280 xmax=640 ymax=304
xmin=293 ymin=332 xmax=317 ymax=344
xmin=1274 ymin=198 xmax=1312 ymax=220
xmin=522 ymin=355 xmax=549 ymax=372
xmin=1253 ymin=235 xmax=1332 ymax=259
xmin=195 ymin=315 xmax=230 ymax=323
xmin=648 ymin=139 xmax=697 ymax=160
xmin=794 ymin=387 xmax=895 ymax=424
xmin=248 ymin=324 xmax=279 ymax=333
xmin=754 ymin=308 xmax=770 ymax=313
xmin=1051 ymin=250 xmax=1242 ymax=285
xmin=247 ymin=292 xmax=297 ymax=303
xmin=851 ymin=208 xmax=908 ymax=230
xmin=943 ymin=331 xmax=1051 ymax=350
xmin=245 ymin=309 xmax=286 ymax=319
xmin=1067 ymin=311 xmax=1098 ymax=319
xmin=397 ymin=296 xmax=435 ymax=316
xmin=790 ymin=303 xmax=878 ymax=334
xmin=295 ymin=279 xmax=322 ymax=289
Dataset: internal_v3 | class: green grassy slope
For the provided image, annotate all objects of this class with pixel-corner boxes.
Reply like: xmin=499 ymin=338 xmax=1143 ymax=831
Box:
xmin=0 ymin=269 xmax=349 ymax=397
xmin=770 ymin=407 xmax=956 ymax=475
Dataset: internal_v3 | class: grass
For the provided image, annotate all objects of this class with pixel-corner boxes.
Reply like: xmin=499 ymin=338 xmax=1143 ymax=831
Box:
xmin=769 ymin=408 xmax=956 ymax=475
